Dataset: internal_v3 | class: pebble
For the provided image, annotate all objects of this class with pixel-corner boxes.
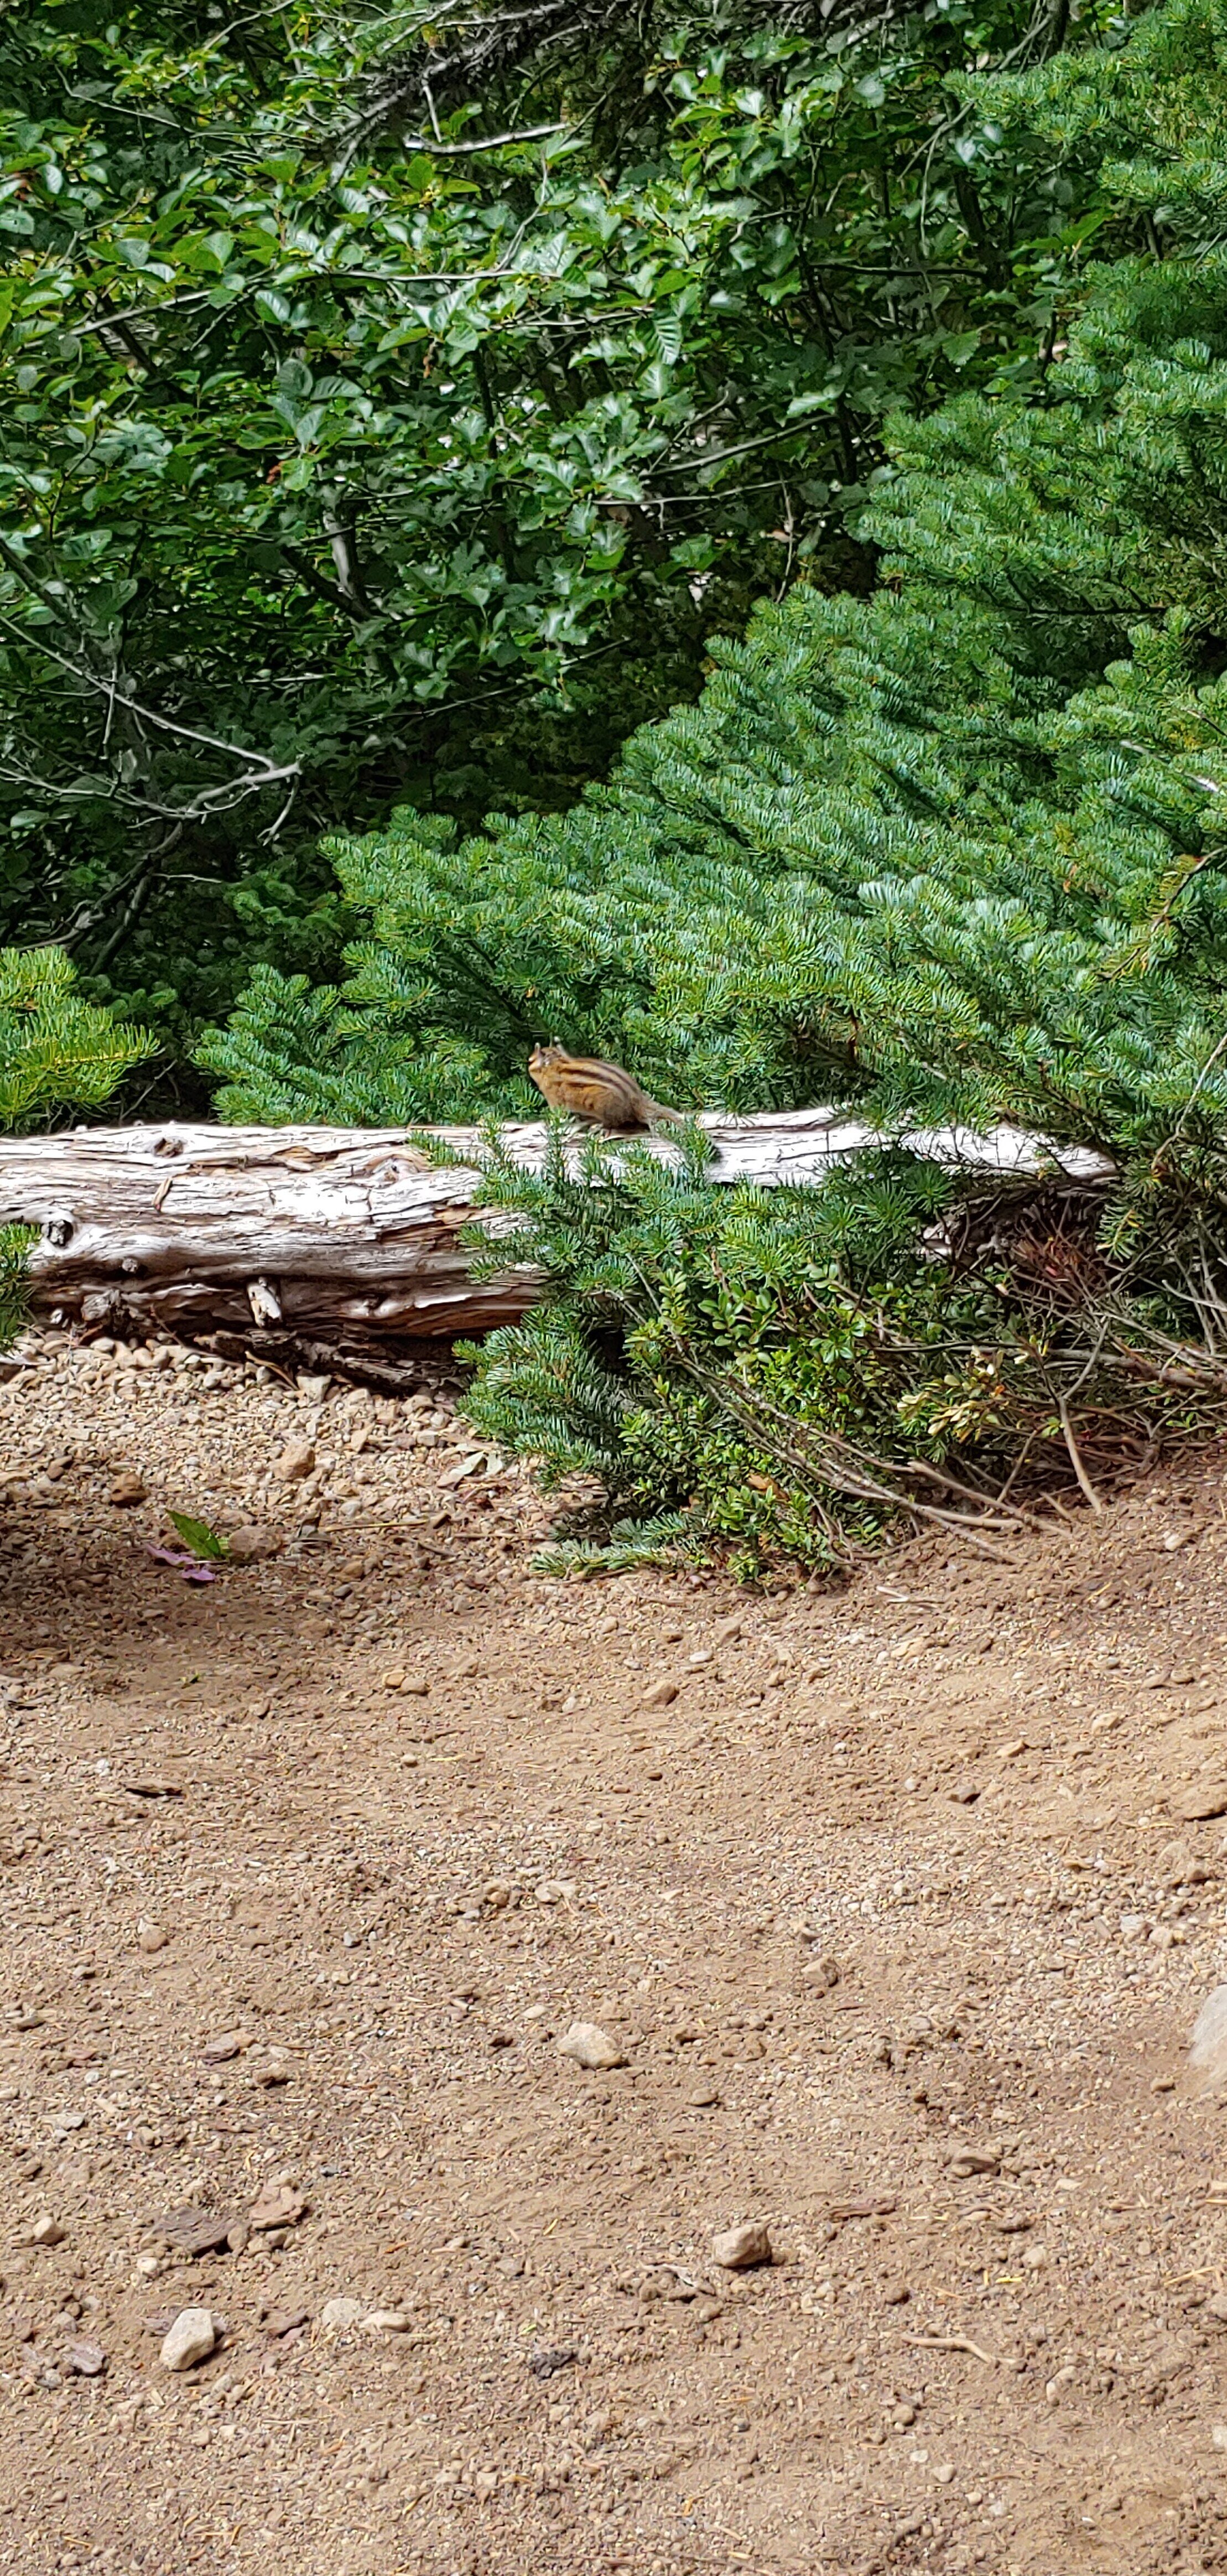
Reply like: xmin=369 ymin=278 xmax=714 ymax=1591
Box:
xmin=946 ymin=2143 xmax=999 ymax=2178
xmin=29 ymin=2216 xmax=66 ymax=2247
xmin=642 ymin=1678 xmax=679 ymax=1708
xmin=1175 ymin=1783 xmax=1227 ymax=1822
xmin=1189 ymin=1985 xmax=1227 ymax=2095
xmin=802 ymin=1953 xmax=840 ymax=1991
xmin=226 ymin=1524 xmax=280 ymax=1562
xmin=249 ymin=2181 xmax=306 ymax=2231
xmin=711 ymin=2222 xmax=772 ymax=2271
xmin=137 ymin=1920 xmax=168 ymax=1954
xmin=320 ymin=2296 xmax=365 ymax=2333
xmin=883 ymin=2281 xmax=911 ymax=2305
xmin=933 ymin=2462 xmax=955 ymax=2485
xmin=277 ymin=1440 xmax=316 ymax=1482
xmin=160 ymin=2309 xmax=216 ymax=2372
xmin=65 ymin=2341 xmax=106 ymax=2377
xmin=362 ymin=2309 xmax=411 ymax=2333
xmin=201 ymin=2033 xmax=244 ymax=2063
xmin=557 ymin=2021 xmax=626 ymax=2071
xmin=108 ymin=1471 xmax=146 ymax=1507
xmin=262 ymin=2305 xmax=310 ymax=2337
xmin=148 ymin=2206 xmax=233 ymax=2257
xmin=688 ymin=2083 xmax=721 ymax=2107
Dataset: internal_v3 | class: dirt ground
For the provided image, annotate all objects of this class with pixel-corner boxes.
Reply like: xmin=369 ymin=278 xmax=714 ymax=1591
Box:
xmin=3 ymin=1328 xmax=1227 ymax=2576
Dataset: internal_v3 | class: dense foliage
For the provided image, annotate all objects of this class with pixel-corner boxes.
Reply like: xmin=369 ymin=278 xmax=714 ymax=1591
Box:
xmin=212 ymin=0 xmax=1227 ymax=1566
xmin=1 ymin=0 xmax=1115 ymax=1086
xmin=0 ymin=945 xmax=152 ymax=1348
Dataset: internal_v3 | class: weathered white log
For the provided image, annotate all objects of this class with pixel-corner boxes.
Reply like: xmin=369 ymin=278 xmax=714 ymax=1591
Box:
xmin=0 ymin=1112 xmax=1114 ymax=1349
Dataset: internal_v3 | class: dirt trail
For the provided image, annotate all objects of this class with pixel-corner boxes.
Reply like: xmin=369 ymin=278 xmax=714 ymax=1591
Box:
xmin=1 ymin=1331 xmax=1227 ymax=2576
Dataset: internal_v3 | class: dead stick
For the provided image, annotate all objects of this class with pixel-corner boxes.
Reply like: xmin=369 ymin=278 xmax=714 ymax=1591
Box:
xmin=904 ymin=2332 xmax=997 ymax=2365
xmin=1057 ymin=1395 xmax=1103 ymax=1515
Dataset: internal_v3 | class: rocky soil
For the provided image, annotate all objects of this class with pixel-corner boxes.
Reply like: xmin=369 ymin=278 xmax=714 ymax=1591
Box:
xmin=1 ymin=1328 xmax=1227 ymax=2576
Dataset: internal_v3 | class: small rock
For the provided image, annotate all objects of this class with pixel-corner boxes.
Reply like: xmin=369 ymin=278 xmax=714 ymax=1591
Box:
xmin=320 ymin=2295 xmax=365 ymax=2333
xmin=147 ymin=2206 xmax=233 ymax=2259
xmin=248 ymin=2053 xmax=292 ymax=2088
xmin=1213 ymin=2423 xmax=1227 ymax=2452
xmin=108 ymin=1470 xmax=146 ymax=1507
xmin=296 ymin=1373 xmax=331 ymax=1403
xmin=226 ymin=1525 xmax=280 ymax=1563
xmin=201 ymin=2032 xmax=244 ymax=2064
xmin=1205 ymin=2293 xmax=1227 ymax=2325
xmin=1189 ymin=1986 xmax=1227 ymax=2095
xmin=1175 ymin=1783 xmax=1227 ymax=1823
xmin=1157 ymin=1837 xmax=1212 ymax=1888
xmin=29 ymin=2216 xmax=66 ymax=2247
xmin=933 ymin=2462 xmax=955 ymax=2485
xmin=527 ymin=2345 xmax=577 ymax=2380
xmin=950 ymin=1779 xmax=980 ymax=1805
xmin=882 ymin=2281 xmax=911 ymax=2305
xmin=227 ymin=2219 xmax=250 ymax=2255
xmin=65 ymin=2340 xmax=106 ymax=2377
xmin=688 ymin=2084 xmax=720 ymax=2108
xmin=248 ymin=2181 xmax=306 ymax=2231
xmin=160 ymin=2308 xmax=216 ymax=2372
xmin=137 ymin=1920 xmax=168 ymax=1955
xmin=262 ymin=2305 xmax=310 ymax=2338
xmin=946 ymin=2143 xmax=999 ymax=2179
xmin=712 ymin=2221 xmax=772 ymax=2271
xmin=362 ymin=2309 xmax=411 ymax=2333
xmin=642 ymin=1677 xmax=679 ymax=1708
xmin=277 ymin=1440 xmax=316 ymax=1483
xmin=802 ymin=1953 xmax=840 ymax=1992
xmin=557 ymin=2021 xmax=625 ymax=2071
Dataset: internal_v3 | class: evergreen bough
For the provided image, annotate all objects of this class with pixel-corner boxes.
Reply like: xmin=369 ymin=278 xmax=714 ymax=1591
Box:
xmin=0 ymin=949 xmax=153 ymax=1351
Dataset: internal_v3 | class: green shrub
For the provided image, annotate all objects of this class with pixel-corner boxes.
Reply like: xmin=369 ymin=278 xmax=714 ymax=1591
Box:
xmin=451 ymin=1120 xmax=1205 ymax=1574
xmin=207 ymin=0 xmax=1227 ymax=1562
xmin=0 ymin=947 xmax=153 ymax=1350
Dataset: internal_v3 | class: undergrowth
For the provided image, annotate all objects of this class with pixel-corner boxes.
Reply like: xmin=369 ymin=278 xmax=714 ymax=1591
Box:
xmin=446 ymin=1121 xmax=1226 ymax=1579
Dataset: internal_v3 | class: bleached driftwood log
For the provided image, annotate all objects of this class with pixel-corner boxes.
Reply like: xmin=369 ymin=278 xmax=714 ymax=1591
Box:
xmin=0 ymin=1112 xmax=1113 ymax=1359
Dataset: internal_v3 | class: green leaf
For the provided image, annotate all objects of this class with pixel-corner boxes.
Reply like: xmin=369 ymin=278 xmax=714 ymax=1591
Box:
xmin=168 ymin=1511 xmax=230 ymax=1561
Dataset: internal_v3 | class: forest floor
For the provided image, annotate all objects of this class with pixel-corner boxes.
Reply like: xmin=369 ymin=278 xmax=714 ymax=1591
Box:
xmin=0 ymin=1331 xmax=1226 ymax=2576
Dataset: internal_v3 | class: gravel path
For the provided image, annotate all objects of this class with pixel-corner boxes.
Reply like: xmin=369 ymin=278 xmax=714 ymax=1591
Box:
xmin=1 ymin=1329 xmax=1226 ymax=2575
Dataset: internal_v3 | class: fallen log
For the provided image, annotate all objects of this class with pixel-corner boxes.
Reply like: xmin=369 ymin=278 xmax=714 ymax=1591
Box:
xmin=0 ymin=1112 xmax=1114 ymax=1365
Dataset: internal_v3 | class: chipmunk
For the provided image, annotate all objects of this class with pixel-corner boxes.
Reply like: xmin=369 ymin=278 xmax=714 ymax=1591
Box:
xmin=527 ymin=1042 xmax=684 ymax=1131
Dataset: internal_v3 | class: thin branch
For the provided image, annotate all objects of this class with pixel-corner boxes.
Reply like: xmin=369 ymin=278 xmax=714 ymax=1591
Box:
xmin=0 ymin=606 xmax=300 ymax=787
xmin=1057 ymin=1393 xmax=1103 ymax=1513
xmin=398 ymin=121 xmax=568 ymax=153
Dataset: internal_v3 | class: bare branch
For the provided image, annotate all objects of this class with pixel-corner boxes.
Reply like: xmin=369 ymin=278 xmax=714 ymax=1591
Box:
xmin=398 ymin=120 xmax=568 ymax=153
